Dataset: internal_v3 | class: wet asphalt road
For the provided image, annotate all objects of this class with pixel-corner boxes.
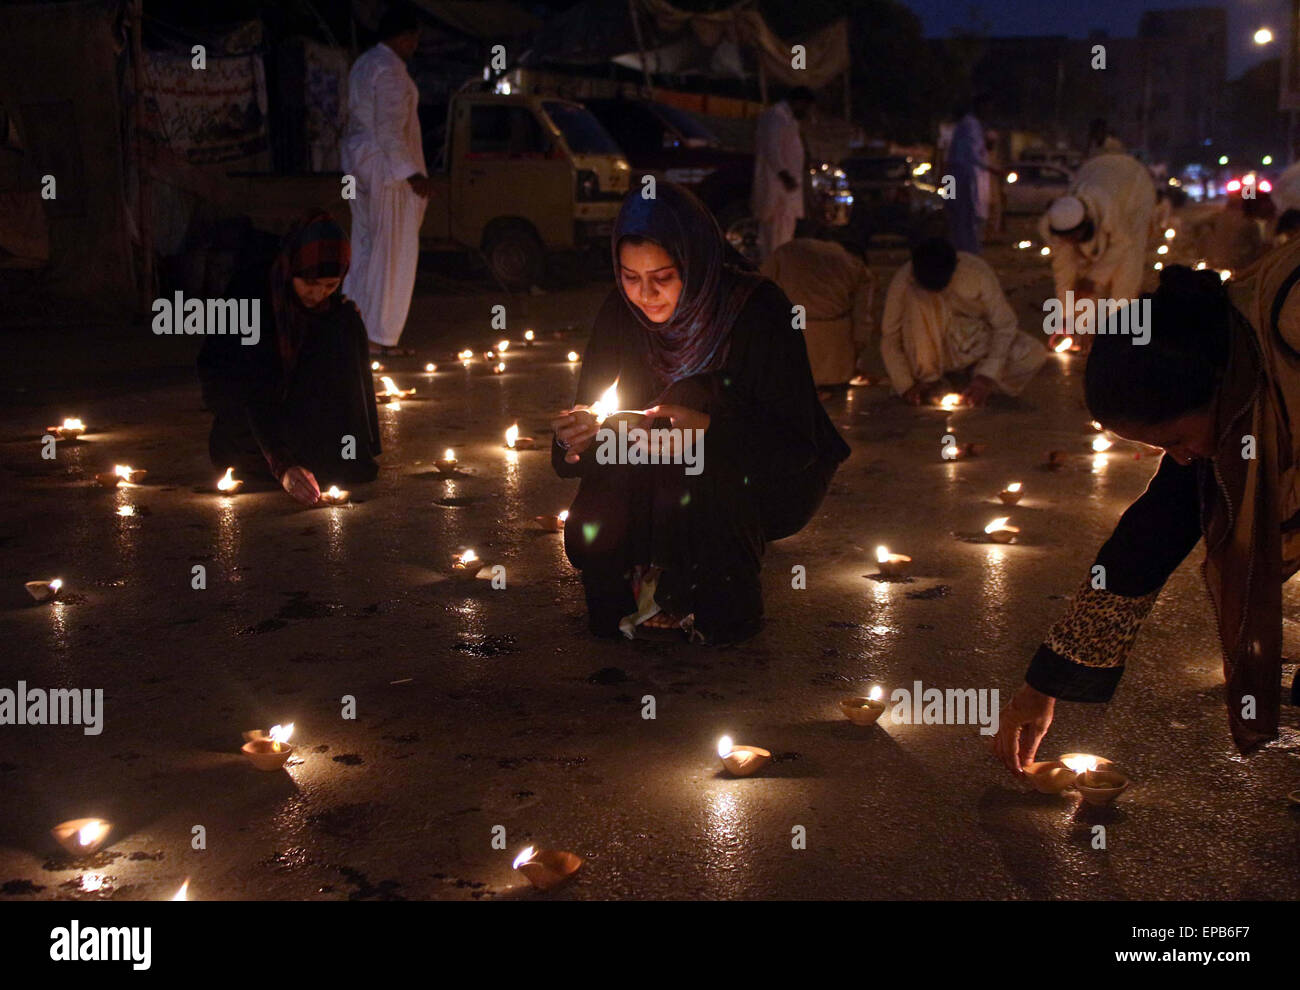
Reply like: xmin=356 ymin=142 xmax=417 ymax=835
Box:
xmin=1 ymin=221 xmax=1298 ymax=901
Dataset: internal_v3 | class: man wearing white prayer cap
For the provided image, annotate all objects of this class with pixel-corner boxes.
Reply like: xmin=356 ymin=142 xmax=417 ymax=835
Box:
xmin=1038 ymin=153 xmax=1156 ymax=348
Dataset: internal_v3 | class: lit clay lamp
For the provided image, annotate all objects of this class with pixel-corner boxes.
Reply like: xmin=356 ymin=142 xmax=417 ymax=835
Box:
xmin=424 ymin=362 xmax=438 ymax=373
xmin=172 ymin=879 xmax=190 ymax=901
xmin=523 ymin=329 xmax=536 ymax=346
xmin=493 ymin=361 xmax=506 ymax=375
xmin=1073 ymin=766 xmax=1130 ymax=806
xmin=512 ymin=845 xmax=583 ymax=892
xmin=318 ymin=485 xmax=350 ymax=506
xmin=1022 ymin=760 xmax=1078 ymax=794
xmin=497 ymin=339 xmax=510 ymax=353
xmin=1092 ymin=435 xmax=1113 ymax=454
xmin=984 ymin=516 xmax=1019 ymax=544
xmin=458 ymin=348 xmax=473 ymax=369
xmin=840 ymin=685 xmax=888 ymax=726
xmin=240 ymin=723 xmax=295 ymax=771
xmin=371 ymin=360 xmax=384 ymax=372
xmin=376 ymin=376 xmax=414 ymax=404
xmin=216 ymin=466 xmax=243 ymax=495
xmin=435 ymin=448 xmax=460 ymax=474
xmin=875 ymin=544 xmax=912 ymax=578
xmin=96 ymin=464 xmax=146 ymax=488
xmin=450 ymin=548 xmax=483 ymax=582
xmin=718 ymin=734 xmax=770 ymax=777
xmin=566 ymin=351 xmax=580 ymax=363
xmin=505 ymin=424 xmax=536 ymax=450
xmin=51 ymin=818 xmax=112 ymax=856
xmin=998 ymin=481 xmax=1023 ymax=506
xmin=938 ymin=392 xmax=963 ymax=411
xmin=49 ymin=417 xmax=86 ymax=440
xmin=536 ymin=509 xmax=569 ymax=532
xmin=1053 ymin=336 xmax=1074 ymax=354
xmin=25 ymin=577 xmax=63 ymax=602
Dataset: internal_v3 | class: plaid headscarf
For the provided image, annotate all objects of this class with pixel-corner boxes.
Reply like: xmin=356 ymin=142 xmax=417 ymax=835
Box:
xmin=271 ymin=211 xmax=351 ymax=376
xmin=612 ymin=183 xmax=764 ymax=385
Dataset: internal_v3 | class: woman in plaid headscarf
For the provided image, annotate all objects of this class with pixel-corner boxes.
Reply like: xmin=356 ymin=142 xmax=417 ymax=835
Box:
xmin=198 ymin=211 xmax=381 ymax=504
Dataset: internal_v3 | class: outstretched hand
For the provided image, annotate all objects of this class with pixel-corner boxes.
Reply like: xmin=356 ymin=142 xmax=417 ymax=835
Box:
xmin=990 ymin=683 xmax=1056 ymax=775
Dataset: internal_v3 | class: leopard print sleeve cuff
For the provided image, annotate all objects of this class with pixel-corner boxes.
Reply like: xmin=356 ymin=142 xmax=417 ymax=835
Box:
xmin=1025 ymin=581 xmax=1161 ymax=703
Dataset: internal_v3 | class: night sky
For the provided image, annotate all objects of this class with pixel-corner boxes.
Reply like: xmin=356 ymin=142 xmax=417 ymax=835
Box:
xmin=899 ymin=0 xmax=1289 ymax=76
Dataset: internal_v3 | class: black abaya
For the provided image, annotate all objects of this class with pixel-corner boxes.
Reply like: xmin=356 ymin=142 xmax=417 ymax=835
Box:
xmin=553 ymin=279 xmax=849 ymax=642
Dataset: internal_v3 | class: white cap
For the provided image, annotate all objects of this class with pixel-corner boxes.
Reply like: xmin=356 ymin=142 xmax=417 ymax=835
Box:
xmin=1047 ymin=196 xmax=1086 ymax=234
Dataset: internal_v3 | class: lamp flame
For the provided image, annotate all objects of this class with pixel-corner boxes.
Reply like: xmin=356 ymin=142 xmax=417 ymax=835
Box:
xmin=513 ymin=845 xmax=536 ymax=869
xmin=425 ymin=362 xmax=437 ymax=372
xmin=50 ymin=579 xmax=63 ymax=592
xmin=1062 ymin=754 xmax=1098 ymax=774
xmin=1006 ymin=482 xmax=1022 ymax=493
xmin=717 ymin=735 xmax=734 ymax=758
xmin=1054 ymin=337 xmax=1073 ymax=353
xmin=326 ymin=485 xmax=342 ymax=499
xmin=217 ymin=467 xmax=238 ymax=491
xmin=460 ymin=549 xmax=478 ymax=565
xmin=443 ymin=448 xmax=456 ymax=463
xmin=590 ymin=380 xmax=620 ymax=422
xmin=1092 ymin=436 xmax=1112 ymax=452
xmin=524 ymin=329 xmax=535 ymax=341
xmin=78 ymin=821 xmax=108 ymax=847
xmin=567 ymin=351 xmax=580 ymax=363
xmin=984 ymin=516 xmax=1011 ymax=534
xmin=558 ymin=510 xmax=569 ymax=522
xmin=875 ymin=545 xmax=891 ymax=563
xmin=939 ymin=393 xmax=961 ymax=410
xmin=172 ymin=879 xmax=189 ymax=901
xmin=62 ymin=418 xmax=85 ymax=431
xmin=869 ymin=685 xmax=883 ymax=702
xmin=506 ymin=424 xmax=520 ymax=448
xmin=114 ymin=464 xmax=135 ymax=480
xmin=497 ymin=340 xmax=509 ymax=352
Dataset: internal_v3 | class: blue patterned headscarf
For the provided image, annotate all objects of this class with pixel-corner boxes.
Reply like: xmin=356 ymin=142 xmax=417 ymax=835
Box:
xmin=612 ymin=183 xmax=764 ymax=384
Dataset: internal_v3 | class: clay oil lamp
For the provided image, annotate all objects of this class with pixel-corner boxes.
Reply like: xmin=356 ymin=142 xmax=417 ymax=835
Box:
xmin=493 ymin=361 xmax=506 ymax=374
xmin=1073 ymin=767 xmax=1130 ymax=806
xmin=377 ymin=376 xmax=414 ymax=403
xmin=51 ymin=818 xmax=112 ymax=856
xmin=505 ymin=424 xmax=536 ymax=450
xmin=984 ymin=516 xmax=1019 ymax=544
xmin=536 ymin=509 xmax=569 ymax=532
xmin=1022 ymin=760 xmax=1078 ymax=794
xmin=566 ymin=351 xmax=580 ymax=363
xmin=216 ymin=466 xmax=243 ymax=495
xmin=240 ymin=723 xmax=295 ymax=771
xmin=938 ymin=392 xmax=963 ymax=411
xmin=96 ymin=464 xmax=146 ymax=488
xmin=875 ymin=545 xmax=912 ymax=578
xmin=717 ymin=734 xmax=771 ymax=777
xmin=998 ymin=481 xmax=1023 ymax=505
xmin=450 ymin=548 xmax=482 ymax=582
xmin=318 ymin=485 xmax=350 ymax=506
xmin=435 ymin=448 xmax=459 ymax=474
xmin=840 ymin=685 xmax=887 ymax=726
xmin=25 ymin=577 xmax=63 ymax=602
xmin=512 ymin=845 xmax=583 ymax=892
xmin=50 ymin=417 xmax=85 ymax=440
xmin=497 ymin=339 xmax=510 ymax=353
xmin=1053 ymin=336 xmax=1073 ymax=354
xmin=524 ymin=329 xmax=536 ymax=345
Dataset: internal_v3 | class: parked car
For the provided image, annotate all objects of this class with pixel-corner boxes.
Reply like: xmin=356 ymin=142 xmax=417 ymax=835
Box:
xmin=583 ymin=97 xmax=850 ymax=262
xmin=837 ymin=155 xmax=945 ymax=248
xmin=1002 ymin=161 xmax=1073 ymax=215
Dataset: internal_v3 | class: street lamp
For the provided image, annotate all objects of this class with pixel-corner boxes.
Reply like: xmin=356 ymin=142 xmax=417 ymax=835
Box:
xmin=1255 ymin=27 xmax=1274 ymax=45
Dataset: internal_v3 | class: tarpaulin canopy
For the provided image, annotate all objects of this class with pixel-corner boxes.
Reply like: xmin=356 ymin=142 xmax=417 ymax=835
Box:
xmin=523 ymin=0 xmax=849 ymax=90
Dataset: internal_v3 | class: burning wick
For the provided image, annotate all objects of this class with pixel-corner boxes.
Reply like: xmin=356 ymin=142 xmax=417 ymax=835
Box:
xmin=371 ymin=360 xmax=383 ymax=371
xmin=318 ymin=485 xmax=350 ymax=505
xmin=513 ymin=845 xmax=537 ymax=870
xmin=511 ymin=844 xmax=584 ymax=890
xmin=424 ymin=362 xmax=437 ymax=373
xmin=999 ymin=481 xmax=1023 ymax=505
xmin=1053 ymin=337 xmax=1073 ymax=353
xmin=79 ymin=822 xmax=108 ymax=847
xmin=172 ymin=879 xmax=190 ymax=901
xmin=589 ymin=381 xmax=620 ymax=423
xmin=436 ymin=448 xmax=458 ymax=473
xmin=268 ymin=722 xmax=294 ymax=753
xmin=1039 ymin=246 xmax=1051 ymax=256
xmin=497 ymin=340 xmax=509 ymax=352
xmin=217 ymin=466 xmax=243 ymax=493
xmin=493 ymin=362 xmax=506 ymax=374
xmin=984 ymin=516 xmax=1019 ymax=543
xmin=1061 ymin=754 xmax=1099 ymax=775
xmin=1016 ymin=240 xmax=1031 ymax=249
xmin=1164 ymin=227 xmax=1176 ymax=240
xmin=524 ymin=329 xmax=535 ymax=342
xmin=567 ymin=351 xmax=579 ymax=363
xmin=51 ymin=818 xmax=113 ymax=856
xmin=875 ymin=545 xmax=912 ymax=577
xmin=117 ymin=505 xmax=135 ymax=517
xmin=1092 ymin=436 xmax=1113 ymax=452
xmin=378 ymin=376 xmax=414 ymax=400
xmin=51 ymin=417 xmax=86 ymax=439
xmin=939 ymin=393 xmax=962 ymax=410
xmin=458 ymin=349 xmax=473 ymax=360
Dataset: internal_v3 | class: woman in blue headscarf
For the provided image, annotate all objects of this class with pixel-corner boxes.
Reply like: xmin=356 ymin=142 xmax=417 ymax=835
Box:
xmin=551 ymin=184 xmax=850 ymax=643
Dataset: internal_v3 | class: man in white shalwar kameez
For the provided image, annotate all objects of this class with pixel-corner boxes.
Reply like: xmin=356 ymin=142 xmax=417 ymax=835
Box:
xmin=751 ymin=88 xmax=813 ymax=261
xmin=1039 ymin=153 xmax=1155 ymax=340
xmin=881 ymin=237 xmax=1046 ymax=406
xmin=341 ymin=9 xmax=429 ymax=354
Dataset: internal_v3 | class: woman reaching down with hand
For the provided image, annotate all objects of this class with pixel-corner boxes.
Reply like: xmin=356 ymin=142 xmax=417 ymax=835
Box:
xmin=994 ymin=254 xmax=1300 ymax=774
xmin=551 ymin=183 xmax=850 ymax=644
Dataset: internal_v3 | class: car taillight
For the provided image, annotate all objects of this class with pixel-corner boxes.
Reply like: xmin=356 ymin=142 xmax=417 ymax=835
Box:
xmin=1261 ymin=178 xmax=1273 ymax=193
xmin=1227 ymin=178 xmax=1242 ymax=193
